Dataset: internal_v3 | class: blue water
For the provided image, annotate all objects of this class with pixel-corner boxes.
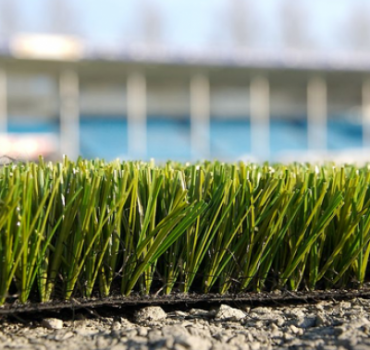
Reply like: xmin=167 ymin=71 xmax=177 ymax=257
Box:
xmin=7 ymin=116 xmax=365 ymax=160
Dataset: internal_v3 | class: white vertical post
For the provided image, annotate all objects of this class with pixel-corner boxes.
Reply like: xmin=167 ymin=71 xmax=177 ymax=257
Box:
xmin=60 ymin=70 xmax=79 ymax=160
xmin=0 ymin=68 xmax=7 ymax=134
xmin=127 ymin=72 xmax=146 ymax=158
xmin=362 ymin=78 xmax=370 ymax=148
xmin=190 ymin=74 xmax=210 ymax=159
xmin=250 ymin=76 xmax=270 ymax=159
xmin=307 ymin=76 xmax=327 ymax=151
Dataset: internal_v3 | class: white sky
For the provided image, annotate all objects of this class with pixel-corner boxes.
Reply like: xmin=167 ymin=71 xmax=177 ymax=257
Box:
xmin=3 ymin=0 xmax=370 ymax=51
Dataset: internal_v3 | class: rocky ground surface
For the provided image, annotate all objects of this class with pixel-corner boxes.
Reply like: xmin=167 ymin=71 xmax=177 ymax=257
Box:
xmin=2 ymin=298 xmax=370 ymax=350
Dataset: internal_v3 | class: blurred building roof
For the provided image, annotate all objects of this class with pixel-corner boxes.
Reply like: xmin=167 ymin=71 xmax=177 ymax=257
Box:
xmin=1 ymin=36 xmax=370 ymax=72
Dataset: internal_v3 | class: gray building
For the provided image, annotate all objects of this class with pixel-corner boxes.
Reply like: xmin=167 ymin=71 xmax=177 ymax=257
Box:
xmin=0 ymin=36 xmax=369 ymax=162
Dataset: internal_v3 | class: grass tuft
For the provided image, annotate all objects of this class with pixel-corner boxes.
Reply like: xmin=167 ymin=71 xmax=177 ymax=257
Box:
xmin=1 ymin=158 xmax=370 ymax=304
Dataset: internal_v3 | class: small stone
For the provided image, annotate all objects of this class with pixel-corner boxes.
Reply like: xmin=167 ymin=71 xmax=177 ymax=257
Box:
xmin=270 ymin=330 xmax=283 ymax=338
xmin=296 ymin=317 xmax=316 ymax=328
xmin=137 ymin=327 xmax=148 ymax=337
xmin=270 ymin=323 xmax=279 ymax=331
xmin=52 ymin=330 xmax=74 ymax=341
xmin=180 ymin=321 xmax=194 ymax=328
xmin=254 ymin=321 xmax=264 ymax=329
xmin=250 ymin=307 xmax=271 ymax=315
xmin=120 ymin=317 xmax=136 ymax=329
xmin=340 ymin=301 xmax=352 ymax=309
xmin=175 ymin=335 xmax=212 ymax=350
xmin=96 ymin=337 xmax=110 ymax=349
xmin=134 ymin=306 xmax=167 ymax=323
xmin=41 ymin=318 xmax=63 ymax=330
xmin=315 ymin=315 xmax=326 ymax=327
xmin=189 ymin=308 xmax=216 ymax=318
xmin=285 ymin=308 xmax=305 ymax=318
xmin=334 ymin=326 xmax=346 ymax=336
xmin=242 ymin=305 xmax=251 ymax=313
xmin=110 ymin=345 xmax=127 ymax=350
xmin=123 ymin=329 xmax=137 ymax=338
xmin=212 ymin=332 xmax=226 ymax=342
xmin=250 ymin=342 xmax=261 ymax=350
xmin=170 ymin=310 xmax=189 ymax=318
xmin=352 ymin=345 xmax=370 ymax=350
xmin=314 ymin=303 xmax=325 ymax=311
xmin=362 ymin=324 xmax=370 ymax=335
xmin=148 ymin=329 xmax=164 ymax=343
xmin=215 ymin=305 xmax=246 ymax=321
xmin=228 ymin=334 xmax=248 ymax=345
xmin=111 ymin=321 xmax=121 ymax=331
xmin=321 ymin=346 xmax=338 ymax=350
xmin=162 ymin=325 xmax=188 ymax=337
xmin=75 ymin=328 xmax=98 ymax=337
xmin=284 ymin=332 xmax=294 ymax=341
xmin=289 ymin=324 xmax=301 ymax=335
xmin=351 ymin=317 xmax=370 ymax=328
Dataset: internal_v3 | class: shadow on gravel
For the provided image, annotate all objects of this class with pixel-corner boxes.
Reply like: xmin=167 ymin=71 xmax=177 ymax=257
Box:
xmin=2 ymin=289 xmax=370 ymax=317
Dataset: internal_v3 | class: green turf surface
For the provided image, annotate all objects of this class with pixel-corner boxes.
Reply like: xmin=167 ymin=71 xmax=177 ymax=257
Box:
xmin=1 ymin=157 xmax=370 ymax=304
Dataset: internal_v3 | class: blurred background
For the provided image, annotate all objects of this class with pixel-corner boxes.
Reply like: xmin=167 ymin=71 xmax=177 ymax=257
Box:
xmin=1 ymin=0 xmax=370 ymax=162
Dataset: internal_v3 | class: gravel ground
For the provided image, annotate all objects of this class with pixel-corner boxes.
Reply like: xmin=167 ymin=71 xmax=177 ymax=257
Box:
xmin=2 ymin=298 xmax=370 ymax=350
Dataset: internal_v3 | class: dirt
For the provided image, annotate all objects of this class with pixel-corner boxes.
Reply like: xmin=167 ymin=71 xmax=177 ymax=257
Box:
xmin=2 ymin=298 xmax=370 ymax=349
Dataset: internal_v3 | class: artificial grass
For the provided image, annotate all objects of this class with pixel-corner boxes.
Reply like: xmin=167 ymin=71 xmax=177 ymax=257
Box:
xmin=1 ymin=157 xmax=370 ymax=305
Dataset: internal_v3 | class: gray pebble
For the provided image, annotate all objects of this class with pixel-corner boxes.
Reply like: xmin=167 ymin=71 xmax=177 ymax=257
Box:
xmin=189 ymin=308 xmax=216 ymax=318
xmin=135 ymin=306 xmax=167 ymax=323
xmin=296 ymin=316 xmax=317 ymax=328
xmin=215 ymin=305 xmax=246 ymax=321
xmin=4 ymin=298 xmax=370 ymax=350
xmin=41 ymin=318 xmax=63 ymax=330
